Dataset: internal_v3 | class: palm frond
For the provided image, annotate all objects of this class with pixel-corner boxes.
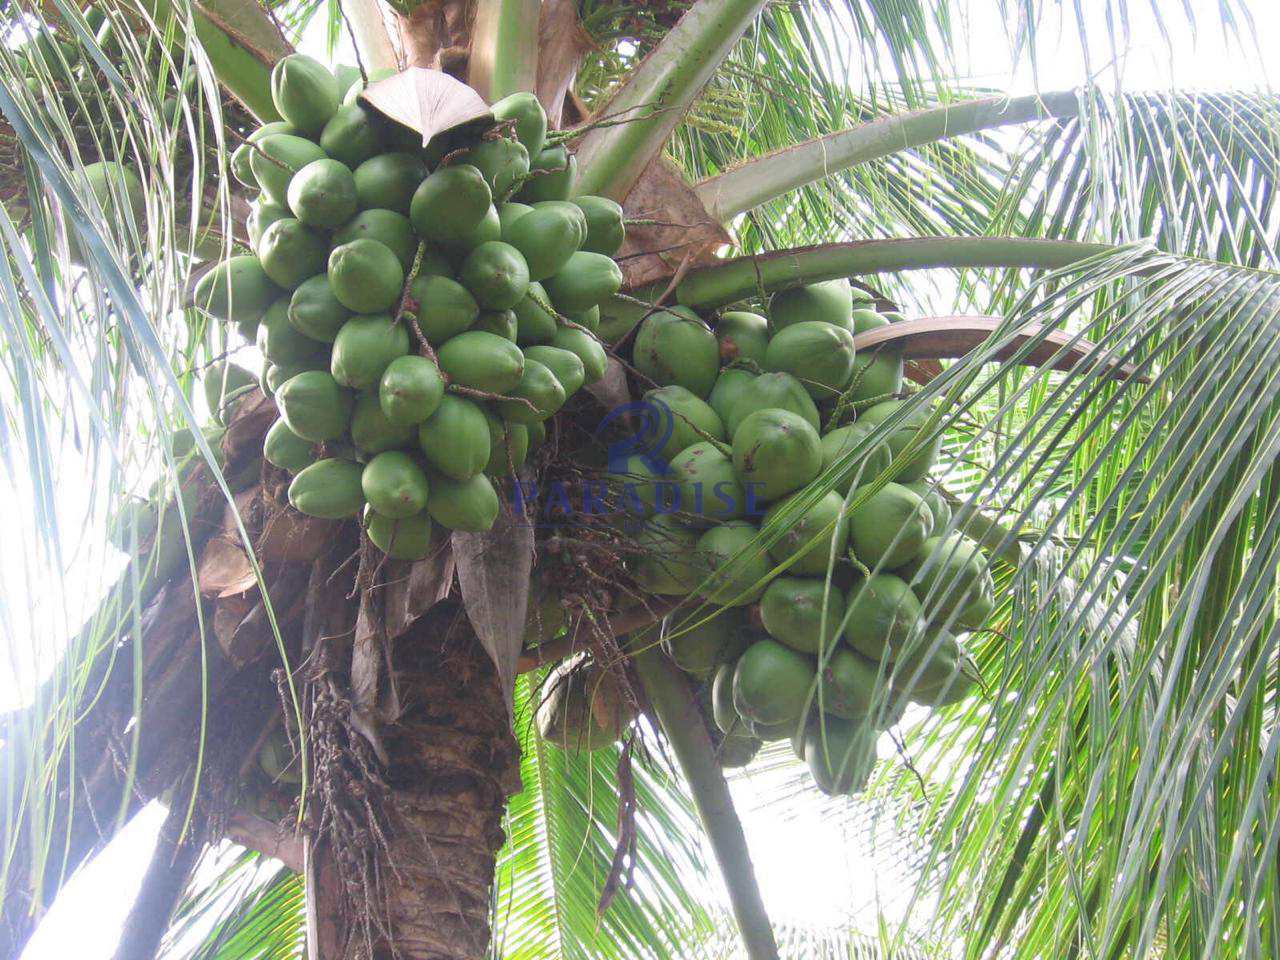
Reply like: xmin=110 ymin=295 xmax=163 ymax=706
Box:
xmin=786 ymin=245 xmax=1280 ymax=960
xmin=0 ymin=2 xmax=292 ymax=940
xmin=492 ymin=673 xmax=719 ymax=960
xmin=161 ymin=846 xmax=304 ymax=959
xmin=985 ymin=90 xmax=1280 ymax=270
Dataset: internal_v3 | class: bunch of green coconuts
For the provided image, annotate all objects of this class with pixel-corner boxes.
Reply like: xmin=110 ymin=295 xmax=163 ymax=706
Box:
xmin=196 ymin=55 xmax=626 ymax=558
xmin=538 ymin=281 xmax=990 ymax=797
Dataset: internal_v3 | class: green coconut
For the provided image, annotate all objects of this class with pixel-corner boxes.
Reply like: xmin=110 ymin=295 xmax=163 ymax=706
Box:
xmin=542 ymin=251 xmax=622 ymax=315
xmin=731 ymin=408 xmax=822 ymax=503
xmin=319 ymin=101 xmax=383 ymax=169
xmin=437 ymin=330 xmax=525 ymax=393
xmin=695 ymin=521 xmax=773 ymax=606
xmin=194 ymin=255 xmax=278 ymax=323
xmin=350 ymin=394 xmax=416 ymax=455
xmin=288 ymin=458 xmax=364 ymax=518
xmin=362 ymin=450 xmax=430 ymax=519
xmin=461 ymin=137 xmax=530 ymax=198
xmin=270 ymin=53 xmax=338 ymax=133
xmin=818 ymin=648 xmax=880 ymax=720
xmin=631 ymin=513 xmax=702 ymax=597
xmin=258 ymin=297 xmax=328 ymax=367
xmin=721 ymin=371 xmax=820 ymax=438
xmin=732 ymin=638 xmax=816 ymax=725
xmin=856 ymin=398 xmax=942 ymax=482
xmin=460 ymin=241 xmax=530 ymax=310
xmin=258 ymin=218 xmax=327 ymax=289
xmin=332 ymin=209 xmax=417 ymax=269
xmin=287 ymin=274 xmax=348 ymax=343
xmin=328 ymin=239 xmax=405 ymax=314
xmin=517 ymin=145 xmax=575 ymax=202
xmin=571 ymin=195 xmax=625 ymax=256
xmin=804 ymin=717 xmax=876 ymax=796
xmin=330 ymin=315 xmax=410 ymax=390
xmin=504 ymin=203 xmax=586 ymax=280
xmin=847 ymin=481 xmax=934 ymax=569
xmin=494 ymin=358 xmax=566 ymax=424
xmin=759 ymin=576 xmax=846 ymax=655
xmin=847 ymin=346 xmax=904 ymax=403
xmin=715 ymin=311 xmax=769 ymax=364
xmin=410 ymin=164 xmax=493 ymax=242
xmin=897 ymin=533 xmax=991 ymax=629
xmin=843 ymin=573 xmax=925 ymax=663
xmin=411 ymin=274 xmax=479 ymax=344
xmin=355 ymin=152 xmax=428 ymax=215
xmin=483 ymin=413 xmax=529 ymax=477
xmin=666 ymin=441 xmax=747 ymax=524
xmin=551 ymin=327 xmax=608 ymax=384
xmin=250 ymin=134 xmax=327 ymax=205
xmin=821 ymin=422 xmax=893 ymax=491
xmin=761 ymin=489 xmax=851 ymax=575
xmin=764 ymin=321 xmax=858 ymax=401
xmin=524 ymin=345 xmax=586 ymax=397
xmin=275 ymin=370 xmax=354 ymax=443
xmin=264 ymin=418 xmax=316 ymax=473
xmin=491 ymin=92 xmax=547 ymax=156
xmin=903 ymin=480 xmax=952 ymax=533
xmin=426 ymin=471 xmax=500 ymax=532
xmin=643 ymin=384 xmax=726 ymax=462
xmin=666 ymin=609 xmax=750 ymax=678
xmin=365 ymin=507 xmax=434 ymax=560
xmin=286 ymin=158 xmax=357 ymax=229
xmin=417 ymin=395 xmax=492 ymax=480
xmin=769 ymin=278 xmax=854 ymax=333
xmin=632 ymin=305 xmax=720 ymax=399
xmin=379 ymin=354 xmax=445 ymax=427
xmin=708 ymin=368 xmax=757 ymax=426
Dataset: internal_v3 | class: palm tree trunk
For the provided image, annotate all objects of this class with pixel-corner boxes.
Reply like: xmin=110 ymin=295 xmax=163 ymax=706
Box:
xmin=306 ymin=601 xmax=520 ymax=960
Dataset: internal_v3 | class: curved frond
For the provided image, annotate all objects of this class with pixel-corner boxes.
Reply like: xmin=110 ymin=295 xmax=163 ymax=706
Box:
xmin=492 ymin=674 xmax=719 ymax=960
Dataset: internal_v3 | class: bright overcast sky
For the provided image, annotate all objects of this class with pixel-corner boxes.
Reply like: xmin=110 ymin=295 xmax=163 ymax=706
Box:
xmin=15 ymin=0 xmax=1278 ymax=957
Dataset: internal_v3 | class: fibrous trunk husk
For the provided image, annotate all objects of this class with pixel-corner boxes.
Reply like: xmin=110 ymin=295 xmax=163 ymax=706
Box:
xmin=309 ymin=602 xmax=521 ymax=960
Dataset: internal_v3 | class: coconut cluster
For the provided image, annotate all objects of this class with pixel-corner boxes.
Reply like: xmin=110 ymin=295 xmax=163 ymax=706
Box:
xmin=608 ymin=281 xmax=993 ymax=796
xmin=196 ymin=55 xmax=624 ymax=557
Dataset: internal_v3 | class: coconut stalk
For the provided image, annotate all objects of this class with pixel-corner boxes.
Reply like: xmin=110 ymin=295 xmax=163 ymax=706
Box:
xmin=467 ymin=0 xmax=540 ymax=101
xmin=572 ymin=0 xmax=768 ymax=199
xmin=339 ymin=0 xmax=400 ymax=74
xmin=631 ymin=645 xmax=780 ymax=960
xmin=140 ymin=0 xmax=288 ymax=121
xmin=671 ymin=237 xmax=1116 ymax=309
xmin=694 ymin=90 xmax=1081 ymax=222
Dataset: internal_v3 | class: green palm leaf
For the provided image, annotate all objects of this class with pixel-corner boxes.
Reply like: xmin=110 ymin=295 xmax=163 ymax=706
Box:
xmin=492 ymin=673 xmax=718 ymax=959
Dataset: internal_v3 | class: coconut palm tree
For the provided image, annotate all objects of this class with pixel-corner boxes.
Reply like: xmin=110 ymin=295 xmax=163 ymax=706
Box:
xmin=1 ymin=0 xmax=1278 ymax=958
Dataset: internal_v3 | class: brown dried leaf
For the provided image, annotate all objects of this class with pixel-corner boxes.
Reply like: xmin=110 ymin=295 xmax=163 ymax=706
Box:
xmin=536 ymin=0 xmax=594 ymax=127
xmin=856 ymin=315 xmax=1147 ymax=383
xmin=213 ymin=596 xmax=260 ymax=667
xmin=585 ymin=355 xmax=632 ymax=410
xmin=350 ymin=584 xmax=391 ymax=764
xmin=360 ymin=67 xmax=492 ymax=147
xmin=619 ymin=158 xmax=728 ymax=289
xmin=198 ymin=536 xmax=257 ymax=598
xmin=453 ymin=498 xmax=534 ymax=719
xmin=384 ymin=541 xmax=456 ymax=640
xmin=222 ymin=389 xmax=276 ymax=463
xmin=256 ymin=501 xmax=339 ymax=563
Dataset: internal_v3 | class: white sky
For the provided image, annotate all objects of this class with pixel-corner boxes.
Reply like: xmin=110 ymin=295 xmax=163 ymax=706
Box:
xmin=14 ymin=0 xmax=1278 ymax=957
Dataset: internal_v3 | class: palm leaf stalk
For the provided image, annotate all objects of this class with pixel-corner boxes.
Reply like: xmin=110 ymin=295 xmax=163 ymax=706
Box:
xmin=573 ymin=0 xmax=769 ymax=199
xmin=142 ymin=0 xmax=287 ymax=119
xmin=467 ymin=0 xmax=541 ymax=101
xmin=694 ymin=90 xmax=1081 ymax=223
xmin=630 ymin=646 xmax=779 ymax=960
